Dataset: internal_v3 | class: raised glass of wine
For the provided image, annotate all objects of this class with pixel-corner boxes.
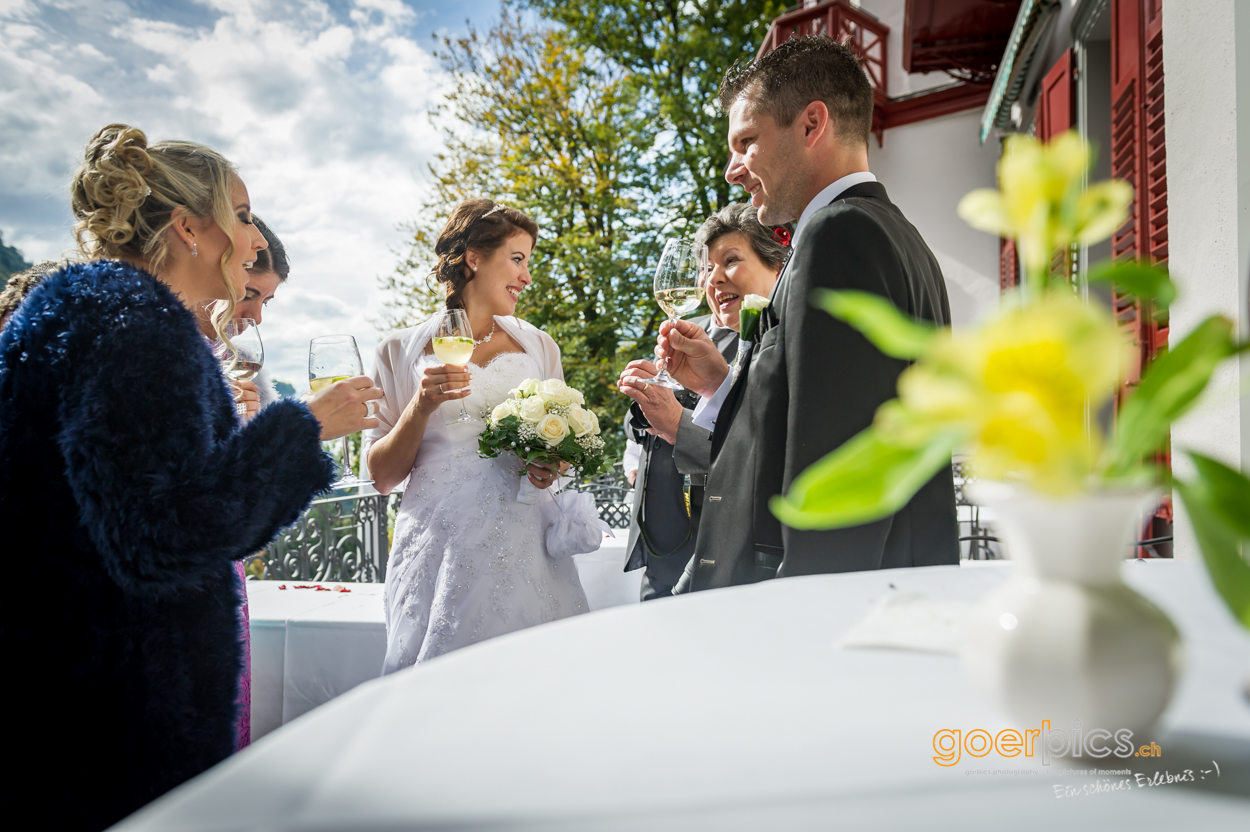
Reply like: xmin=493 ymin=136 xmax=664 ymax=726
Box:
xmin=215 ymin=318 xmax=263 ymax=415
xmin=309 ymin=334 xmax=373 ymax=489
xmin=433 ymin=308 xmax=477 ymax=425
xmin=645 ymin=239 xmax=701 ymax=389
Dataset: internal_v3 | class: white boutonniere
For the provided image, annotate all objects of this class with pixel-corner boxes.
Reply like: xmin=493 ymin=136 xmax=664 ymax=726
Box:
xmin=739 ymin=294 xmax=770 ymax=342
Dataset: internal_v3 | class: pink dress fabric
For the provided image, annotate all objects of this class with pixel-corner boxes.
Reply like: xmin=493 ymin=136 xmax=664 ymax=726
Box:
xmin=233 ymin=560 xmax=251 ymax=750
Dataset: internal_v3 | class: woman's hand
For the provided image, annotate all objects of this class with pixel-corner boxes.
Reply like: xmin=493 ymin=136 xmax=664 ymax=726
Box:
xmin=414 ymin=364 xmax=472 ymax=417
xmin=304 ymin=376 xmax=383 ymax=440
xmin=617 ymin=360 xmax=683 ymax=444
xmin=229 ymin=380 xmax=261 ymax=421
xmin=527 ymin=460 xmax=568 ymax=490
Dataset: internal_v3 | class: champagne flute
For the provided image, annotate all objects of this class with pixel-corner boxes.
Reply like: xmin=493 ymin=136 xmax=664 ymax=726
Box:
xmin=214 ymin=318 xmax=263 ymax=416
xmin=645 ymin=239 xmax=702 ymax=389
xmin=432 ymin=308 xmax=477 ymax=425
xmin=309 ymin=334 xmax=373 ymax=489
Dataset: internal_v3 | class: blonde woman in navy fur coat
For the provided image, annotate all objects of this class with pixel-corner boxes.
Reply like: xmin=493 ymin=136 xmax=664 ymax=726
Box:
xmin=0 ymin=124 xmax=381 ymax=831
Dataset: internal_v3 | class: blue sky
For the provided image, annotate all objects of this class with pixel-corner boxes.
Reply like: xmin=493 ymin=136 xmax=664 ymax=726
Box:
xmin=0 ymin=0 xmax=499 ymax=388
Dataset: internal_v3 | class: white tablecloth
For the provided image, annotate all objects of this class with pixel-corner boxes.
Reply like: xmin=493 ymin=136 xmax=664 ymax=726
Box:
xmin=128 ymin=561 xmax=1250 ymax=830
xmin=248 ymin=532 xmax=638 ymax=739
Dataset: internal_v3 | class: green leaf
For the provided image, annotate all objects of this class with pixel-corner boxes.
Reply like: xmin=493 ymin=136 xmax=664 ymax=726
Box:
xmin=1087 ymin=261 xmax=1176 ymax=311
xmin=769 ymin=426 xmax=962 ymax=530
xmin=739 ymin=308 xmax=762 ymax=343
xmin=1106 ymin=315 xmax=1237 ymax=475
xmin=1187 ymin=452 xmax=1250 ymax=538
xmin=1175 ymin=472 xmax=1250 ymax=630
xmin=812 ymin=289 xmax=937 ymax=360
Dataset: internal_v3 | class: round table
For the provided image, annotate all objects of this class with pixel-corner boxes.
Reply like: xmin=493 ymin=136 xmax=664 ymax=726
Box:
xmin=118 ymin=561 xmax=1250 ymax=830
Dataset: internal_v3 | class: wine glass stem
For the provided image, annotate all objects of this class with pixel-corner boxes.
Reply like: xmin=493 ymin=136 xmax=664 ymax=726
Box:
xmin=659 ymin=313 xmax=677 ymax=376
xmin=340 ymin=436 xmax=353 ymax=480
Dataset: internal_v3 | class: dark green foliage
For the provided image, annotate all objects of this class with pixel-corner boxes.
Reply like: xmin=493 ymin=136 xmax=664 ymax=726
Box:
xmin=0 ymin=231 xmax=32 ymax=282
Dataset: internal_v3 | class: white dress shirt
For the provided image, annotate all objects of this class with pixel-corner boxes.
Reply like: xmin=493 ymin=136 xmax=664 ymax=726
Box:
xmin=690 ymin=170 xmax=877 ymax=433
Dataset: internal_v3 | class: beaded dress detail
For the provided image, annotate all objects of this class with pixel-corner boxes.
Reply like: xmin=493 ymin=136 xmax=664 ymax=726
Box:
xmin=381 ymin=351 xmax=588 ymax=671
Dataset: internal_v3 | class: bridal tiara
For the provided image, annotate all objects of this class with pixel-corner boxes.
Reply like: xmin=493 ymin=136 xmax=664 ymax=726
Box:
xmin=482 ymin=204 xmax=505 ymax=218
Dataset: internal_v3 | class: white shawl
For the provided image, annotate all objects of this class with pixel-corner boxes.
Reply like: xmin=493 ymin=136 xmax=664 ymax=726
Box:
xmin=361 ymin=315 xmax=563 ymax=484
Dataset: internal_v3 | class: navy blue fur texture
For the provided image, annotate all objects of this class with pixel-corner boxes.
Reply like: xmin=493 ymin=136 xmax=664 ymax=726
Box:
xmin=0 ymin=260 xmax=334 ymax=830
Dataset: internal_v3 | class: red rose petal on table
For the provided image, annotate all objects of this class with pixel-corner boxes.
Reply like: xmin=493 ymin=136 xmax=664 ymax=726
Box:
xmin=314 ymin=585 xmax=330 ymax=591
xmin=278 ymin=585 xmax=287 ymax=590
xmin=293 ymin=584 xmax=314 ymax=589
xmin=337 ymin=587 xmax=351 ymax=593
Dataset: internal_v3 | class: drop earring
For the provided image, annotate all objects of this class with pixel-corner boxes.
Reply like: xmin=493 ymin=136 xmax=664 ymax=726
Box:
xmin=191 ymin=242 xmax=198 ymax=258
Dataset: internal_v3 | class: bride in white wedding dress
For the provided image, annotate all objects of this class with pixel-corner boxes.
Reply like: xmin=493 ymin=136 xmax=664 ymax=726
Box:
xmin=366 ymin=201 xmax=588 ymax=671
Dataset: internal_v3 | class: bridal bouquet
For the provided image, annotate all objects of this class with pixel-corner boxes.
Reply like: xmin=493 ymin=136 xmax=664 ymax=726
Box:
xmin=478 ymin=378 xmax=609 ymax=477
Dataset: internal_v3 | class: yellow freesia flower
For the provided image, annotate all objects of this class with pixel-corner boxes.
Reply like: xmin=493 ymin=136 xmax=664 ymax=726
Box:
xmin=958 ymin=131 xmax=1133 ymax=292
xmin=879 ymin=293 xmax=1127 ymax=495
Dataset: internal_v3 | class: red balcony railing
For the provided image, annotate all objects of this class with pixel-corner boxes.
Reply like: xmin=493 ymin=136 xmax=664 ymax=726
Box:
xmin=757 ymin=2 xmax=888 ymax=97
xmin=756 ymin=1 xmax=888 ymax=136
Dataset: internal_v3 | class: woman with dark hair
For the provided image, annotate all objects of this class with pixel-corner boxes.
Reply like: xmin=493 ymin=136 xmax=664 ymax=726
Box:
xmin=195 ymin=213 xmax=290 ymax=417
xmin=366 ymin=198 xmax=588 ymax=670
xmin=0 ymin=124 xmax=380 ymax=831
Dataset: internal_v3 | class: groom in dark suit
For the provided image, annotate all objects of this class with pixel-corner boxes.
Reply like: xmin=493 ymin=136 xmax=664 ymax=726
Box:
xmin=659 ymin=36 xmax=959 ymax=592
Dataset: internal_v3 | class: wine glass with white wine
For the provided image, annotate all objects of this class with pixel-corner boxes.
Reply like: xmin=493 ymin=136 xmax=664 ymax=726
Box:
xmin=309 ymin=334 xmax=373 ymax=489
xmin=432 ymin=308 xmax=478 ymax=425
xmin=215 ymin=318 xmax=263 ymax=416
xmin=645 ymin=239 xmax=702 ymax=389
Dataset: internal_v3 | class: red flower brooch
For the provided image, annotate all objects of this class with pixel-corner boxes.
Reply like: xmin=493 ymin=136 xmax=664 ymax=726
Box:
xmin=772 ymin=226 xmax=791 ymax=246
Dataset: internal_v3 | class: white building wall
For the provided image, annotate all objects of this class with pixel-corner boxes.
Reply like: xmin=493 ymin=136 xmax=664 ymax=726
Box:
xmin=869 ymin=109 xmax=1002 ymax=327
xmin=856 ymin=0 xmax=1004 ymax=327
xmin=1161 ymin=0 xmax=1250 ymax=560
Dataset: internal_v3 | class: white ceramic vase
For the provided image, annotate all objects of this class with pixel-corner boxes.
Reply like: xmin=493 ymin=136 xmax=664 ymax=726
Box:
xmin=961 ymin=483 xmax=1182 ymax=735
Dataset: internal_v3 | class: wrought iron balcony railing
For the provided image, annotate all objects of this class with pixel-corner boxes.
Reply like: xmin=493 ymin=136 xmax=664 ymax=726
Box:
xmin=250 ymin=466 xmax=635 ymax=583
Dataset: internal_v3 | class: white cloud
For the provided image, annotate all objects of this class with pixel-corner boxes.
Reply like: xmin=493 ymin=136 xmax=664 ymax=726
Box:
xmin=0 ymin=0 xmax=458 ymax=389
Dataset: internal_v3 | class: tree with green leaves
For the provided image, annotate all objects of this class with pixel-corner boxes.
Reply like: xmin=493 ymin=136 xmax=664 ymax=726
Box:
xmin=525 ymin=0 xmax=785 ymax=224
xmin=379 ymin=6 xmax=665 ymax=454
xmin=0 ymin=231 xmax=32 ymax=282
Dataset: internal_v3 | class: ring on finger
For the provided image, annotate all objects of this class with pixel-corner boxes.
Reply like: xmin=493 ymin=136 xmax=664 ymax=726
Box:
xmin=439 ymin=383 xmax=445 ymax=393
xmin=364 ymin=400 xmax=377 ymax=418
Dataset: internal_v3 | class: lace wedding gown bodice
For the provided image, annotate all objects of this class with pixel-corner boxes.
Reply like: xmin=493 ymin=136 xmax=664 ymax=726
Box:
xmin=381 ymin=350 xmax=588 ymax=671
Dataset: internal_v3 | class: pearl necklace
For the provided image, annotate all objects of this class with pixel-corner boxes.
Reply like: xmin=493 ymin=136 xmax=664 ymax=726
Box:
xmin=473 ymin=321 xmax=496 ymax=347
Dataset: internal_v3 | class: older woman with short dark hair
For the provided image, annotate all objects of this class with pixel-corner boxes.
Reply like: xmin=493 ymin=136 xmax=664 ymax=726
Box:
xmin=619 ymin=203 xmax=786 ymax=445
xmin=693 ymin=202 xmax=788 ymax=333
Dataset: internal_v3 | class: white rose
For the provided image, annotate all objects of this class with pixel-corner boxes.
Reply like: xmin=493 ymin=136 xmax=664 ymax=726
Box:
xmin=742 ymin=294 xmax=770 ymax=311
xmin=490 ymin=401 xmax=516 ymax=423
xmin=537 ymin=378 xmax=574 ymax=406
xmin=536 ymin=413 xmax=570 ymax=447
xmin=570 ymin=387 xmax=585 ymax=406
xmin=589 ymin=408 xmax=601 ymax=435
xmin=517 ymin=395 xmax=547 ymax=422
xmin=511 ymin=378 xmax=540 ymax=397
xmin=567 ymin=406 xmax=595 ymax=437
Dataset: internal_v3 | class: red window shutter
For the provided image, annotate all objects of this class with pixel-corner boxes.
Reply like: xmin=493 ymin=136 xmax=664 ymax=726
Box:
xmin=1036 ymin=51 xmax=1077 ymax=282
xmin=1111 ymin=0 xmax=1172 ymax=555
xmin=1110 ymin=1 xmax=1169 ymax=388
xmin=999 ymin=237 xmax=1019 ymax=290
xmin=1037 ymin=49 xmax=1074 ymax=140
xmin=1111 ymin=0 xmax=1146 ymax=391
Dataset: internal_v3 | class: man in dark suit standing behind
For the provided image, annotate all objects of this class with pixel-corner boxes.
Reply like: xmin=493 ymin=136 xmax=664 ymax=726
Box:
xmin=658 ymin=36 xmax=959 ymax=592
xmin=622 ymin=317 xmax=737 ymax=600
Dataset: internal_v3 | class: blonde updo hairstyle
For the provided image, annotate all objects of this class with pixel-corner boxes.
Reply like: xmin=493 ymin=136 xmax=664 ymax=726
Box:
xmin=71 ymin=123 xmax=244 ymax=339
xmin=433 ymin=198 xmax=538 ymax=310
